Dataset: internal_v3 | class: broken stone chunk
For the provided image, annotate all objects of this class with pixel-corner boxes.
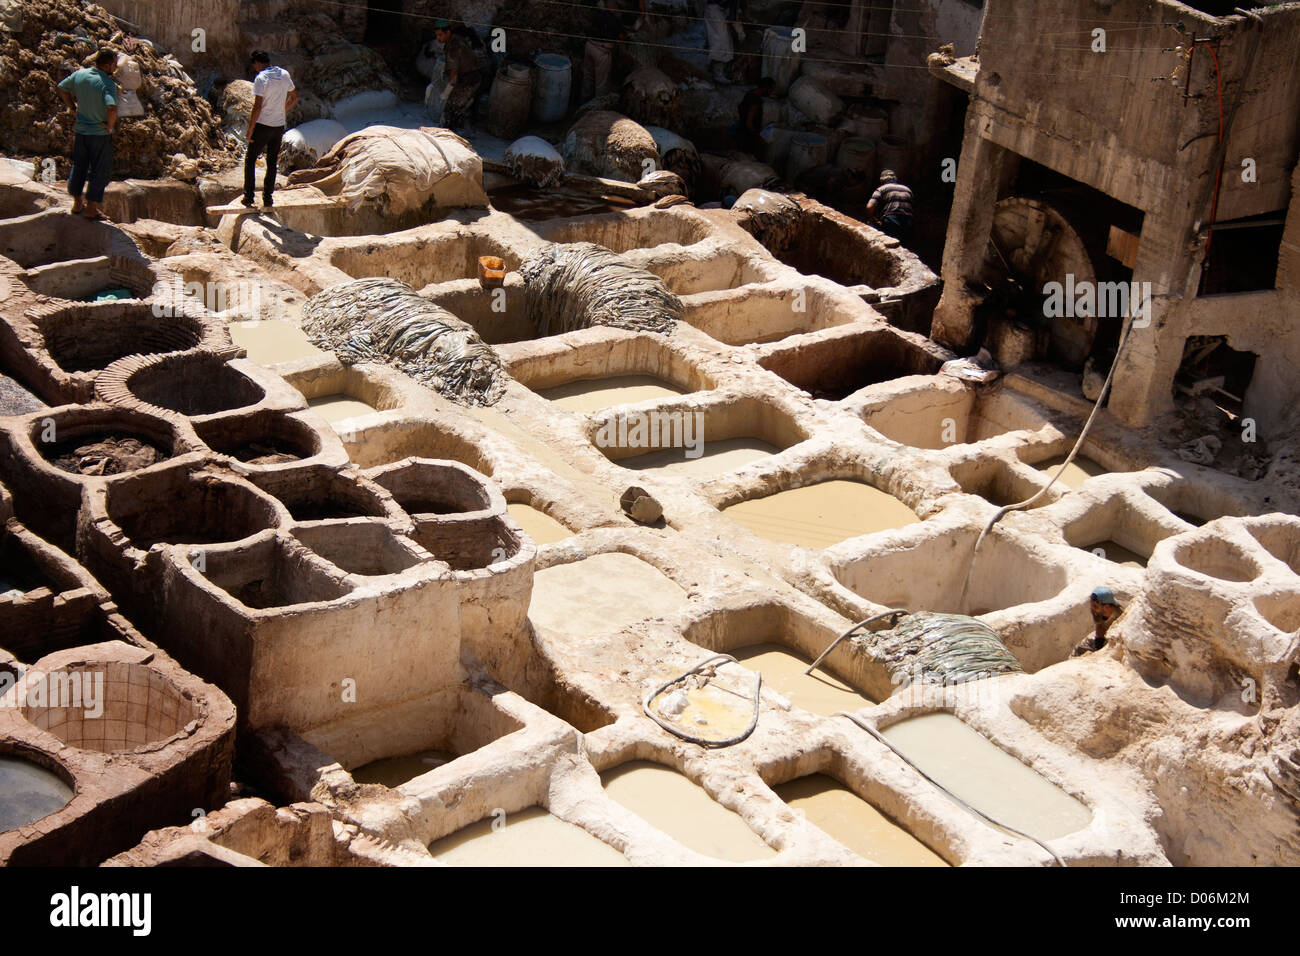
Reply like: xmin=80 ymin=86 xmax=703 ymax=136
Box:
xmin=620 ymin=485 xmax=663 ymax=524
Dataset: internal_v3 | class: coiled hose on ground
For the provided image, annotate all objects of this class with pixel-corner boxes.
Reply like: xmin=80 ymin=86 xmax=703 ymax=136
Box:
xmin=643 ymin=654 xmax=761 ymax=748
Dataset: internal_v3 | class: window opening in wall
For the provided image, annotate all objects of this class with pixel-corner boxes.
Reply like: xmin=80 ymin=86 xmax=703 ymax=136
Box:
xmin=1198 ymin=210 xmax=1286 ymax=295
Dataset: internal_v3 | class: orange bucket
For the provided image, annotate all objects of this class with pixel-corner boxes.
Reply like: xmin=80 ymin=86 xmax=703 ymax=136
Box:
xmin=478 ymin=255 xmax=506 ymax=288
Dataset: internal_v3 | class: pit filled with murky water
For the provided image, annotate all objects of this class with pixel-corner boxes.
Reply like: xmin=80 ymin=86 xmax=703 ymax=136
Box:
xmin=529 ymin=553 xmax=688 ymax=635
xmin=351 ymin=749 xmax=454 ymax=787
xmin=881 ymin=713 xmax=1092 ymax=841
xmin=540 ymin=374 xmax=687 ymax=413
xmin=229 ymin=321 xmax=324 ymax=366
xmin=428 ymin=806 xmax=629 ymax=866
xmin=775 ymin=774 xmax=947 ymax=866
xmin=1083 ymin=539 xmax=1146 ymax=568
xmin=507 ymin=503 xmax=573 ymax=544
xmin=600 ymin=760 xmax=775 ymax=862
xmin=1034 ymin=454 xmax=1109 ymax=490
xmin=307 ymin=394 xmax=379 ymax=423
xmin=733 ymin=643 xmax=872 ymax=715
xmin=617 ymin=438 xmax=778 ymax=478
xmin=0 ymin=756 xmax=73 ymax=832
xmin=722 ymin=480 xmax=919 ymax=548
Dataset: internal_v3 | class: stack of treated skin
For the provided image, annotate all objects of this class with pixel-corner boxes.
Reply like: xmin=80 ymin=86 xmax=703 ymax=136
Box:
xmin=302 ymin=277 xmax=506 ymax=407
xmin=519 ymin=241 xmax=683 ymax=337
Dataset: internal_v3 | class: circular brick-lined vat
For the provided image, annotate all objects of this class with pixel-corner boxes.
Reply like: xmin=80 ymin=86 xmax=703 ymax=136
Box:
xmin=250 ymin=464 xmax=394 ymax=522
xmin=104 ymin=467 xmax=281 ymax=549
xmin=20 ymin=662 xmax=198 ymax=753
xmin=30 ymin=302 xmax=205 ymax=374
xmin=194 ymin=410 xmax=323 ymax=467
xmin=21 ymin=256 xmax=161 ymax=303
xmin=368 ymin=458 xmax=494 ymax=516
xmin=32 ymin=406 xmax=184 ymax=478
xmin=105 ymin=352 xmax=266 ymax=418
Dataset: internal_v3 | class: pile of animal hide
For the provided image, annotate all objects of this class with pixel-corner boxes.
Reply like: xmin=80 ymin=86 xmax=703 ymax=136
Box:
xmin=301 ymin=277 xmax=506 ymax=406
xmin=518 ymin=242 xmax=682 ymax=338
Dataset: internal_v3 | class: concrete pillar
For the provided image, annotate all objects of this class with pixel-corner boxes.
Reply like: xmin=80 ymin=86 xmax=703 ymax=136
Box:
xmin=1108 ymin=202 xmax=1204 ymax=427
xmin=930 ymin=104 xmax=1008 ymax=351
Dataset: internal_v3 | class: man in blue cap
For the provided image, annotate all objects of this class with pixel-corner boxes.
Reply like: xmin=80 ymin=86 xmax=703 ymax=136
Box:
xmin=1073 ymin=586 xmax=1122 ymax=655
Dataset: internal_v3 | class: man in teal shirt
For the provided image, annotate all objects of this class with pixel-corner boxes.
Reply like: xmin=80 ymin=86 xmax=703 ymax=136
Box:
xmin=56 ymin=50 xmax=119 ymax=221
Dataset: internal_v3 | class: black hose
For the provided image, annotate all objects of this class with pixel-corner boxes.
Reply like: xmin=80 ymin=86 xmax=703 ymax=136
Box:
xmin=643 ymin=653 xmax=761 ymax=748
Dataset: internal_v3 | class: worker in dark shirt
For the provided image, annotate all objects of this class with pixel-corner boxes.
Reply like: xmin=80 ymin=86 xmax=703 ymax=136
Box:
xmin=735 ymin=76 xmax=774 ymax=157
xmin=435 ymin=18 xmax=483 ymax=130
xmin=866 ymin=169 xmax=914 ymax=243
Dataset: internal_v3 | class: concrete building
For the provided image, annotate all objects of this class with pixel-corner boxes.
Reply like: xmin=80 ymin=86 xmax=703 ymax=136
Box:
xmin=932 ymin=0 xmax=1300 ymax=443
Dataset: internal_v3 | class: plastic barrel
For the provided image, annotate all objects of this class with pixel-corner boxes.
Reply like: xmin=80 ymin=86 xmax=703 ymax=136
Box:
xmin=532 ymin=53 xmax=572 ymax=124
xmin=786 ymin=132 xmax=828 ymax=181
xmin=488 ymin=65 xmax=534 ymax=139
xmin=761 ymin=27 xmax=801 ymax=95
xmin=837 ymin=137 xmax=876 ymax=178
xmin=760 ymin=126 xmax=799 ymax=169
xmin=877 ymin=134 xmax=909 ymax=178
xmin=846 ymin=106 xmax=888 ymax=140
xmin=788 ymin=76 xmax=843 ymax=125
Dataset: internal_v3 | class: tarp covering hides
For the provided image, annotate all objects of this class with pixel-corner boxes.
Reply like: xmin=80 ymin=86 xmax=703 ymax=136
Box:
xmin=290 ymin=125 xmax=487 ymax=215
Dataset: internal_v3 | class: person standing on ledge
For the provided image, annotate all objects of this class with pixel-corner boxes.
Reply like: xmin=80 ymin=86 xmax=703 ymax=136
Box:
xmin=1073 ymin=586 xmax=1123 ymax=656
xmin=243 ymin=50 xmax=297 ymax=209
xmin=866 ymin=169 xmax=914 ymax=244
xmin=56 ymin=49 xmax=119 ymax=222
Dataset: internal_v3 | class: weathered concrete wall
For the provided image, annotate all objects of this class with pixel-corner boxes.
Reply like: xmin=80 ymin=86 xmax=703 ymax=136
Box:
xmin=106 ymin=0 xmax=243 ymax=71
xmin=889 ymin=0 xmax=983 ymax=65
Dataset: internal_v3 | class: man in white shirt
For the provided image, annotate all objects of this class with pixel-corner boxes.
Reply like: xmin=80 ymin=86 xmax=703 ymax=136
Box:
xmin=243 ymin=50 xmax=298 ymax=208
